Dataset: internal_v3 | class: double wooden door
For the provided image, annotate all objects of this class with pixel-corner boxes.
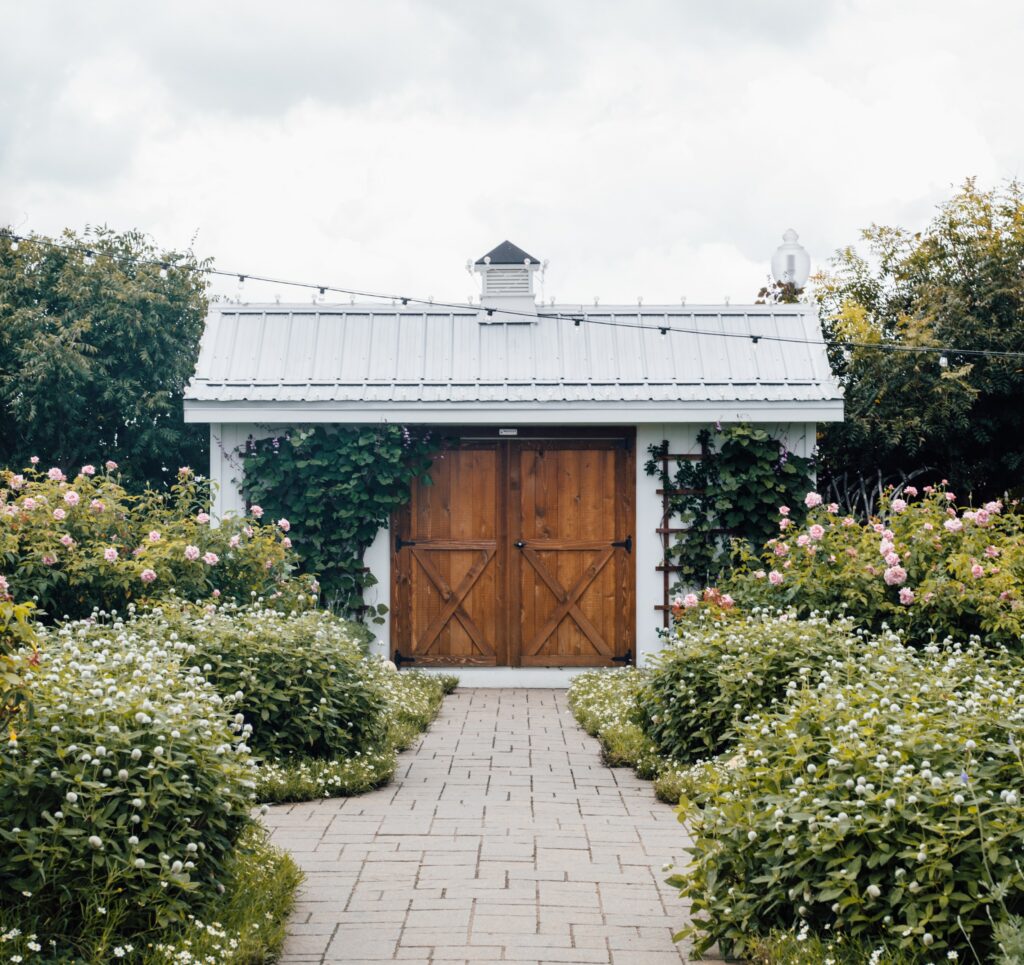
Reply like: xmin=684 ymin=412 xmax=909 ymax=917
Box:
xmin=391 ymin=435 xmax=635 ymax=667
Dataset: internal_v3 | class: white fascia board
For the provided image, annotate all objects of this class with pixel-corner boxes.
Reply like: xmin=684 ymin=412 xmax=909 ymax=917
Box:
xmin=184 ymin=399 xmax=844 ymax=424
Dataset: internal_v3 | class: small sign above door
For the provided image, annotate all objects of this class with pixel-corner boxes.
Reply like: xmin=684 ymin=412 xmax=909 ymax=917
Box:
xmin=498 ymin=428 xmax=518 ymax=436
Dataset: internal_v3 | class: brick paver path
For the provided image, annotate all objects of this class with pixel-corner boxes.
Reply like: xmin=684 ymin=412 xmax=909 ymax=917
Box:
xmin=264 ymin=689 xmax=713 ymax=965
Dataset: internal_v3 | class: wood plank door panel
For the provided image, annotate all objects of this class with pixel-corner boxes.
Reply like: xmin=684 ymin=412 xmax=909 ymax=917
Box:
xmin=392 ymin=433 xmax=634 ymax=668
xmin=511 ymin=441 xmax=634 ymax=667
xmin=392 ymin=445 xmax=504 ymax=666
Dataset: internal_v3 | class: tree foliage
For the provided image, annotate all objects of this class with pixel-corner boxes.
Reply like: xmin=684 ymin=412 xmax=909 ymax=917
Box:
xmin=0 ymin=227 xmax=210 ymax=488
xmin=816 ymin=179 xmax=1024 ymax=499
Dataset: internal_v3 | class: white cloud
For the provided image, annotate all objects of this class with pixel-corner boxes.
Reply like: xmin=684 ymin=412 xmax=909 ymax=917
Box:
xmin=2 ymin=0 xmax=1022 ymax=304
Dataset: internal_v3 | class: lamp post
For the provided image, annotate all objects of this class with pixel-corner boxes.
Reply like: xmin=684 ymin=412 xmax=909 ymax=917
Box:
xmin=771 ymin=229 xmax=811 ymax=289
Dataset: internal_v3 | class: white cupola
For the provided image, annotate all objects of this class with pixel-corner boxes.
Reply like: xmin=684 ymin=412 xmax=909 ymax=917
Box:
xmin=473 ymin=240 xmax=541 ymax=320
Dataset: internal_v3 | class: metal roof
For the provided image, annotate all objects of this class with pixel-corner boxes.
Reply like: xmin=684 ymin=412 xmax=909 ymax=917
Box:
xmin=475 ymin=240 xmax=541 ymax=265
xmin=184 ymin=302 xmax=843 ymax=424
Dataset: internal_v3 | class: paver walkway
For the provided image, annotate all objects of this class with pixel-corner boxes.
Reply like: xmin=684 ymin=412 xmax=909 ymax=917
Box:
xmin=264 ymin=688 xmax=714 ymax=965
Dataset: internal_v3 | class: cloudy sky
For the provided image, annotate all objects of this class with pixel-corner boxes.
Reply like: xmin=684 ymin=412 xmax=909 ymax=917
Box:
xmin=2 ymin=1 xmax=1021 ymax=306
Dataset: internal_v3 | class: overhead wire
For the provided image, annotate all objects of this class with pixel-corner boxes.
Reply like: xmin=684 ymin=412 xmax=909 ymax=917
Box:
xmin=3 ymin=229 xmax=1024 ymax=362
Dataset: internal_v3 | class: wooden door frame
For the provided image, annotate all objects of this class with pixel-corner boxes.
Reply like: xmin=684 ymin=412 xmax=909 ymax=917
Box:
xmin=391 ymin=427 xmax=636 ymax=668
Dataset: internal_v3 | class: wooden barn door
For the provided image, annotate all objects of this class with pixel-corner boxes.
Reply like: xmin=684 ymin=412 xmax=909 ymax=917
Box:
xmin=391 ymin=444 xmax=505 ymax=666
xmin=510 ymin=441 xmax=634 ymax=667
xmin=392 ymin=433 xmax=634 ymax=668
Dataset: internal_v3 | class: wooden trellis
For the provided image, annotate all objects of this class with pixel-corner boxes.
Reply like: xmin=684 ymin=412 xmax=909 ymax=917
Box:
xmin=652 ymin=444 xmax=703 ymax=628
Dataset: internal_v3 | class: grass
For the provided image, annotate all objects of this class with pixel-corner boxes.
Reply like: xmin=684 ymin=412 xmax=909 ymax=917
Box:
xmin=746 ymin=929 xmax=943 ymax=964
xmin=0 ymin=825 xmax=301 ymax=964
xmin=254 ymin=669 xmax=458 ymax=803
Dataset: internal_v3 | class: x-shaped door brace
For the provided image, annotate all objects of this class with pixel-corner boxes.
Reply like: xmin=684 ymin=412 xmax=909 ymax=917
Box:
xmin=520 ymin=545 xmax=615 ymax=657
xmin=411 ymin=546 xmax=496 ymax=656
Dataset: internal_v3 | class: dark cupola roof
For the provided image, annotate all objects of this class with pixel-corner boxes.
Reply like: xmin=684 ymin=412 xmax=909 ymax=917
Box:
xmin=475 ymin=240 xmax=541 ymax=266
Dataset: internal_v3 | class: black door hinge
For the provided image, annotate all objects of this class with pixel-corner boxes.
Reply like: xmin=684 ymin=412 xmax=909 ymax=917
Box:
xmin=611 ymin=535 xmax=633 ymax=553
xmin=611 ymin=648 xmax=633 ymax=665
xmin=394 ymin=650 xmax=416 ymax=668
xmin=395 ymin=535 xmax=416 ymax=552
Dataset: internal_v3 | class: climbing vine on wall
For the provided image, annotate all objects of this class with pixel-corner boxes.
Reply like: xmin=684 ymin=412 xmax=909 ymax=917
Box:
xmin=240 ymin=425 xmax=439 ymax=619
xmin=645 ymin=424 xmax=814 ymax=588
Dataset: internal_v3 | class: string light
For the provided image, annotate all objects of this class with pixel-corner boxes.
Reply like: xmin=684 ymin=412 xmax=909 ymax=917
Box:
xmin=159 ymin=263 xmax=169 ymax=279
xmin=4 ymin=229 xmax=1024 ymax=362
xmin=83 ymin=249 xmax=95 ymax=266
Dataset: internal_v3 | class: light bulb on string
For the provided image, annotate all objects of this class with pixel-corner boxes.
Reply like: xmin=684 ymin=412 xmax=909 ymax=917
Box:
xmin=9 ymin=237 xmax=19 ymax=252
xmin=159 ymin=263 xmax=169 ymax=279
xmin=84 ymin=250 xmax=95 ymax=267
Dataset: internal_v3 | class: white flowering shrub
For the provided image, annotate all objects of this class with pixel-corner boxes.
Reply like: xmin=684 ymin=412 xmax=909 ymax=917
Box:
xmin=139 ymin=602 xmax=389 ymax=760
xmin=671 ymin=634 xmax=1024 ymax=961
xmin=0 ymin=616 xmax=255 ymax=952
xmin=637 ymin=610 xmax=860 ymax=763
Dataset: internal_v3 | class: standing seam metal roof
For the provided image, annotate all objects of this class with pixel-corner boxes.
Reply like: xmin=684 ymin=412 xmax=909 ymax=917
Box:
xmin=185 ymin=303 xmax=843 ymax=406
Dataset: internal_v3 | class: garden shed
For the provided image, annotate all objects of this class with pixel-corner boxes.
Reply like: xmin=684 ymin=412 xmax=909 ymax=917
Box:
xmin=184 ymin=241 xmax=843 ymax=685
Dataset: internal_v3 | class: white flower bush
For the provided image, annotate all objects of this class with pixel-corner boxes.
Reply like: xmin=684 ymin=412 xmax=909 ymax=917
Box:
xmin=0 ymin=615 xmax=255 ymax=954
xmin=670 ymin=633 xmax=1024 ymax=961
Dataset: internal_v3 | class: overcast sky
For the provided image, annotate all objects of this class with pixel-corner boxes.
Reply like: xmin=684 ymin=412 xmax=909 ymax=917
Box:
xmin=2 ymin=1 xmax=1022 ymax=306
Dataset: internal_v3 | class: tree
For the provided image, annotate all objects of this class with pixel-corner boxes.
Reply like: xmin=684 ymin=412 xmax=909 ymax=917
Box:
xmin=815 ymin=179 xmax=1024 ymax=501
xmin=0 ymin=227 xmax=210 ymax=487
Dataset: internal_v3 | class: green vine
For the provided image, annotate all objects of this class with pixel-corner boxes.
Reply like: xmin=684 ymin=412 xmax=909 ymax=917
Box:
xmin=239 ymin=425 xmax=439 ymax=620
xmin=645 ymin=424 xmax=814 ymax=588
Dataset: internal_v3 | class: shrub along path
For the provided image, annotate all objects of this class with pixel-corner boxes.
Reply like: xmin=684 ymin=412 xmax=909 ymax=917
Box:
xmin=264 ymin=688 xmax=712 ymax=965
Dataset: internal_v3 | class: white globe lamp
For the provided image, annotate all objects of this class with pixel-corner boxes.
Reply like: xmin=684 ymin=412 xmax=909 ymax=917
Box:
xmin=771 ymin=229 xmax=811 ymax=288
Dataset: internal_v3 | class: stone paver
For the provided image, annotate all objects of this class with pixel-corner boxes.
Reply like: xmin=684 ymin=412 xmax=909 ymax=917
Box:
xmin=265 ymin=689 xmax=715 ymax=965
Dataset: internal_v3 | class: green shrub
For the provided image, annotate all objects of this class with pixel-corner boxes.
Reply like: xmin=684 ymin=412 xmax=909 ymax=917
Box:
xmin=994 ymin=913 xmax=1024 ymax=964
xmin=255 ymin=669 xmax=458 ymax=804
xmin=637 ymin=610 xmax=859 ymax=763
xmin=567 ymin=668 xmax=663 ymax=776
xmin=145 ymin=602 xmax=389 ymax=760
xmin=0 ymin=614 xmax=256 ymax=955
xmin=725 ymin=486 xmax=1024 ymax=646
xmin=0 ymin=464 xmax=310 ymax=620
xmin=671 ymin=634 xmax=1024 ymax=961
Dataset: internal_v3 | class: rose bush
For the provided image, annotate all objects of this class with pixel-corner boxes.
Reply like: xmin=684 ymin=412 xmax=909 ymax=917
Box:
xmin=0 ymin=614 xmax=256 ymax=958
xmin=637 ymin=610 xmax=861 ymax=764
xmin=0 ymin=463 xmax=309 ymax=620
xmin=725 ymin=486 xmax=1024 ymax=647
xmin=670 ymin=634 xmax=1024 ymax=961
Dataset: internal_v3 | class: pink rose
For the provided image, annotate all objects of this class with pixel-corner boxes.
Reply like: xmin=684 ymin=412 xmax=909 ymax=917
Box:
xmin=277 ymin=518 xmax=290 ymax=532
xmin=148 ymin=530 xmax=161 ymax=542
xmin=60 ymin=534 xmax=74 ymax=547
xmin=42 ymin=554 xmax=57 ymax=566
xmin=1000 ymin=590 xmax=1013 ymax=601
xmin=80 ymin=465 xmax=95 ymax=476
xmin=778 ymin=506 xmax=790 ymax=517
xmin=883 ymin=565 xmax=907 ymax=586
xmin=842 ymin=517 xmax=855 ymax=527
xmin=212 ymin=589 xmax=221 ymax=598
xmin=184 ymin=545 xmax=200 ymax=561
xmin=64 ymin=490 xmax=80 ymax=506
xmin=282 ymin=537 xmax=292 ymax=549
xmin=984 ymin=500 xmax=1002 ymax=514
xmin=884 ymin=552 xmax=901 ymax=566
xmin=90 ymin=499 xmax=105 ymax=513
xmin=29 ymin=456 xmax=39 ymax=465
xmin=53 ymin=508 xmax=66 ymax=521
xmin=846 ymin=547 xmax=858 ymax=557
xmin=244 ymin=526 xmax=254 ymax=538
xmin=774 ymin=543 xmax=789 ymax=556
xmin=178 ymin=466 xmax=192 ymax=476
xmin=899 ymin=587 xmax=915 ymax=605
xmin=720 ymin=594 xmax=735 ymax=608
xmin=872 ymin=523 xmax=885 ymax=533
xmin=796 ymin=534 xmax=810 ymax=547
xmin=105 ymin=460 xmax=118 ymax=471
xmin=944 ymin=518 xmax=963 ymax=533
xmin=971 ymin=563 xmax=984 ymax=579
xmin=768 ymin=570 xmax=784 ymax=585
xmin=47 ymin=467 xmax=66 ymax=482
xmin=891 ymin=498 xmax=907 ymax=513
xmin=975 ymin=509 xmax=990 ymax=525
xmin=827 ymin=503 xmax=839 ymax=514
xmin=202 ymin=552 xmax=219 ymax=565
xmin=945 ymin=492 xmax=956 ymax=501
xmin=229 ymin=534 xmax=241 ymax=548
xmin=904 ymin=486 xmax=918 ymax=497
xmin=808 ymin=524 xmax=825 ymax=541
xmin=985 ymin=546 xmax=1000 ymax=558
xmin=250 ymin=505 xmax=264 ymax=519
xmin=22 ymin=498 xmax=36 ymax=511
xmin=196 ymin=512 xmax=211 ymax=524
xmin=923 ymin=522 xmax=934 ymax=531
xmin=804 ymin=492 xmax=823 ymax=508
xmin=879 ymin=539 xmax=895 ymax=555
xmin=9 ymin=475 xmax=24 ymax=490
xmin=678 ymin=593 xmax=699 ymax=608
xmin=141 ymin=568 xmax=157 ymax=583
xmin=103 ymin=547 xmax=118 ymax=562
xmin=754 ymin=570 xmax=766 ymax=579
xmin=779 ymin=518 xmax=792 ymax=530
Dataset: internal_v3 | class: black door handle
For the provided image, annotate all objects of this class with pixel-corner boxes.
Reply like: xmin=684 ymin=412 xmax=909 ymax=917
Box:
xmin=611 ymin=535 xmax=632 ymax=553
